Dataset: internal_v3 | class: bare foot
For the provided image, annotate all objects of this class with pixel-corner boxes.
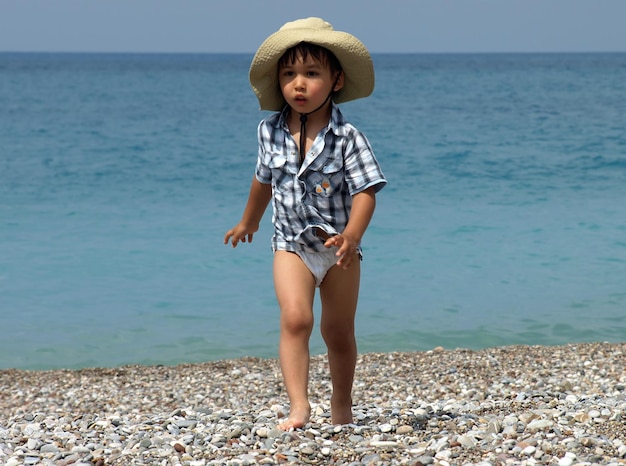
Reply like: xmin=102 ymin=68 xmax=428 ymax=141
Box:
xmin=331 ymin=396 xmax=353 ymax=425
xmin=277 ymin=404 xmax=310 ymax=431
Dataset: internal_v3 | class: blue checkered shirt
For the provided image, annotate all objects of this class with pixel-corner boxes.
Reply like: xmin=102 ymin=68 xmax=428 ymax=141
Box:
xmin=255 ymin=103 xmax=387 ymax=253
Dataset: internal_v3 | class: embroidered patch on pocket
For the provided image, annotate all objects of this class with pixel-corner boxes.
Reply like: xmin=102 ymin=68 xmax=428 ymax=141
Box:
xmin=314 ymin=177 xmax=332 ymax=197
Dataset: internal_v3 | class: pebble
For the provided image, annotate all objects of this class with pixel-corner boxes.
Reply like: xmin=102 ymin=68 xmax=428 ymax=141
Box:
xmin=396 ymin=425 xmax=413 ymax=435
xmin=379 ymin=423 xmax=393 ymax=432
xmin=526 ymin=419 xmax=554 ymax=431
xmin=1 ymin=342 xmax=625 ymax=465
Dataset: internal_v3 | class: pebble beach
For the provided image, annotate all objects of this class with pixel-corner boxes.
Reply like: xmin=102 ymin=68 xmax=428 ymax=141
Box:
xmin=1 ymin=342 xmax=625 ymax=466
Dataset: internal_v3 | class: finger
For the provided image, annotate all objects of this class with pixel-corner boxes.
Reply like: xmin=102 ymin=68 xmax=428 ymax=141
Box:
xmin=247 ymin=233 xmax=254 ymax=243
xmin=224 ymin=230 xmax=233 ymax=245
xmin=324 ymin=235 xmax=342 ymax=249
xmin=335 ymin=241 xmax=350 ymax=257
xmin=337 ymin=253 xmax=352 ymax=269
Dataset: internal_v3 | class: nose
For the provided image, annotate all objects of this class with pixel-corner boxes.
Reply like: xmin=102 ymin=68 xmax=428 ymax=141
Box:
xmin=294 ymin=74 xmax=306 ymax=91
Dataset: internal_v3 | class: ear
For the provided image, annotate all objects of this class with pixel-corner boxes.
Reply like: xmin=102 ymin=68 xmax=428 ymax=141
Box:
xmin=333 ymin=71 xmax=345 ymax=92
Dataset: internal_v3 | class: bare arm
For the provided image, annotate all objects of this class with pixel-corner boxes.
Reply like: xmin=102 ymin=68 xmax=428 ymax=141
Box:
xmin=324 ymin=186 xmax=377 ymax=269
xmin=224 ymin=177 xmax=272 ymax=247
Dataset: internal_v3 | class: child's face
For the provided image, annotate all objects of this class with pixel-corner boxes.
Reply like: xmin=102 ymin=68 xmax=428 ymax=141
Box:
xmin=278 ymin=53 xmax=344 ymax=115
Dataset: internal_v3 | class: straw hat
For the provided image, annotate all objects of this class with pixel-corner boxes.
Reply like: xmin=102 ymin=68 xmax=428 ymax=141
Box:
xmin=249 ymin=17 xmax=374 ymax=111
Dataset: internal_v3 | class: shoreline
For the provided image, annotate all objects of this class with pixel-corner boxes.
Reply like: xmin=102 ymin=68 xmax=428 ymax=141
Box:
xmin=2 ymin=342 xmax=625 ymax=465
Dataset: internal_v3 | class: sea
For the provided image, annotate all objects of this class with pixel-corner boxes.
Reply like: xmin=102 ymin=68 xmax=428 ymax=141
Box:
xmin=1 ymin=52 xmax=625 ymax=370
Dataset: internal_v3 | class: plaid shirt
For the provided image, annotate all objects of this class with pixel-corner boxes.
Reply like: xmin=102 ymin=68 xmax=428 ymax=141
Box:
xmin=256 ymin=103 xmax=386 ymax=253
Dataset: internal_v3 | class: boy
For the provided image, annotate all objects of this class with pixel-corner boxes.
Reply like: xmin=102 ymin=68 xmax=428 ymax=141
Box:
xmin=224 ymin=17 xmax=386 ymax=430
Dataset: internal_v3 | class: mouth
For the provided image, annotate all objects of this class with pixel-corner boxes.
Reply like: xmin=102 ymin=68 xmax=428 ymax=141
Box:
xmin=294 ymin=94 xmax=307 ymax=105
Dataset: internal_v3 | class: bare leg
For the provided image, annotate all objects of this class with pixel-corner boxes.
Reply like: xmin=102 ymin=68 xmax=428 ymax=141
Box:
xmin=319 ymin=254 xmax=360 ymax=425
xmin=273 ymin=251 xmax=316 ymax=430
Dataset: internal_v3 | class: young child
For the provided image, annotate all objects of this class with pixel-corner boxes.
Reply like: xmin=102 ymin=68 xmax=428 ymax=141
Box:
xmin=224 ymin=17 xmax=386 ymax=430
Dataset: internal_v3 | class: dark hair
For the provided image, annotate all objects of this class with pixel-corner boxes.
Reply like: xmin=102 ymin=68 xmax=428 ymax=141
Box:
xmin=278 ymin=42 xmax=343 ymax=75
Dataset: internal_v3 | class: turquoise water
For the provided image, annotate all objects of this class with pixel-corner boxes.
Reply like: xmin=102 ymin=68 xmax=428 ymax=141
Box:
xmin=1 ymin=53 xmax=625 ymax=370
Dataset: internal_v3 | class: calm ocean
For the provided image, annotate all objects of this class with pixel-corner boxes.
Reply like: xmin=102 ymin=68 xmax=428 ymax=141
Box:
xmin=1 ymin=53 xmax=625 ymax=370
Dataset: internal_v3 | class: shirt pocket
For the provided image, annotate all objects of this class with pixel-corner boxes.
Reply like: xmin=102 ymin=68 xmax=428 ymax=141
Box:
xmin=308 ymin=157 xmax=344 ymax=198
xmin=268 ymin=153 xmax=298 ymax=195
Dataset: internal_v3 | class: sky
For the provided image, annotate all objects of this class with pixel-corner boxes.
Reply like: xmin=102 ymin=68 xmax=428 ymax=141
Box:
xmin=1 ymin=0 xmax=625 ymax=54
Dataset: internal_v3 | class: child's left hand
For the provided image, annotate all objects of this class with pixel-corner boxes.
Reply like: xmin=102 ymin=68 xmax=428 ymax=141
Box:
xmin=324 ymin=234 xmax=359 ymax=269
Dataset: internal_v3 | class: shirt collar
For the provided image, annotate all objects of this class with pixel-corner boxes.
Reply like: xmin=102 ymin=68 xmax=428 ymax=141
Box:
xmin=275 ymin=102 xmax=346 ymax=137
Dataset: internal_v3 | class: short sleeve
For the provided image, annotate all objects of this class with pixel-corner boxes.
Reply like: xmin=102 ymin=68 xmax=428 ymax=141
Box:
xmin=255 ymin=121 xmax=272 ymax=184
xmin=343 ymin=130 xmax=387 ymax=195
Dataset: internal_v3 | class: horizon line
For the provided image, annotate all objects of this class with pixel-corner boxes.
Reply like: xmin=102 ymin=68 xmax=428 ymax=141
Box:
xmin=2 ymin=50 xmax=625 ymax=55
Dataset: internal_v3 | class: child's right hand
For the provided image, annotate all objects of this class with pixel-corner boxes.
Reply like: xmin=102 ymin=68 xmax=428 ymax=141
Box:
xmin=224 ymin=223 xmax=258 ymax=248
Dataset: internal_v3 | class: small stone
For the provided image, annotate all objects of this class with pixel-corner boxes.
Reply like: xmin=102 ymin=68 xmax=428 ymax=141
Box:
xmin=526 ymin=419 xmax=553 ymax=431
xmin=305 ymin=428 xmax=320 ymax=438
xmin=362 ymin=453 xmax=382 ymax=464
xmin=270 ymin=404 xmax=287 ymax=417
xmin=40 ymin=444 xmax=59 ymax=454
xmin=176 ymin=419 xmax=197 ymax=429
xmin=71 ymin=446 xmax=91 ymax=454
xmin=379 ymin=423 xmax=393 ymax=433
xmin=502 ymin=424 xmax=517 ymax=436
xmin=396 ymin=425 xmax=413 ymax=435
xmin=370 ymin=440 xmax=399 ymax=448
xmin=580 ymin=437 xmax=596 ymax=447
xmin=26 ymin=438 xmax=41 ymax=450
xmin=241 ymin=454 xmax=257 ymax=464
xmin=457 ymin=435 xmax=477 ymax=449
xmin=487 ymin=420 xmax=501 ymax=434
xmin=300 ymin=446 xmax=315 ymax=455
xmin=574 ymin=413 xmax=590 ymax=423
xmin=522 ymin=445 xmax=536 ymax=455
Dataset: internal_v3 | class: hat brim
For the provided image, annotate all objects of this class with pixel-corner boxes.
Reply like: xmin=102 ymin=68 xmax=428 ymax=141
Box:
xmin=249 ymin=22 xmax=374 ymax=111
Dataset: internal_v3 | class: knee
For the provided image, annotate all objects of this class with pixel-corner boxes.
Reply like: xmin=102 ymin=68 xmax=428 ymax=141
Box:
xmin=281 ymin=309 xmax=314 ymax=336
xmin=321 ymin=322 xmax=355 ymax=351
